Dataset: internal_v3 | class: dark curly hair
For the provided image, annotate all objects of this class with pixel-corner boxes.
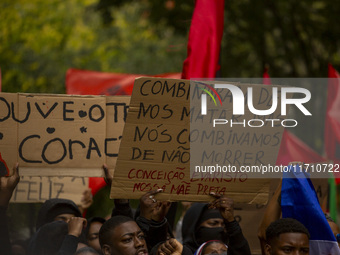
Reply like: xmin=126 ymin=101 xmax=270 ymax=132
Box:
xmin=266 ymin=218 xmax=310 ymax=245
xmin=99 ymin=215 xmax=135 ymax=248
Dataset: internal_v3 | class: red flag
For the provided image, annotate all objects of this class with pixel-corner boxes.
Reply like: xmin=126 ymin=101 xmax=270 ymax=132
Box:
xmin=263 ymin=66 xmax=271 ymax=85
xmin=325 ymin=64 xmax=340 ymax=182
xmin=262 ymin=69 xmax=325 ymax=165
xmin=181 ymin=0 xmax=224 ymax=79
xmin=89 ymin=177 xmax=107 ymax=196
xmin=276 ymin=130 xmax=326 ymax=165
xmin=66 ymin=68 xmax=181 ymax=96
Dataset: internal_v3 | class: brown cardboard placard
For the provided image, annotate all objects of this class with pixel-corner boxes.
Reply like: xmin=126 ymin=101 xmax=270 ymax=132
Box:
xmin=0 ymin=93 xmax=129 ymax=177
xmin=105 ymin=96 xmax=130 ymax=172
xmin=0 ymin=93 xmax=18 ymax=176
xmin=110 ymin=77 xmax=286 ymax=203
xmin=10 ymin=176 xmax=89 ymax=204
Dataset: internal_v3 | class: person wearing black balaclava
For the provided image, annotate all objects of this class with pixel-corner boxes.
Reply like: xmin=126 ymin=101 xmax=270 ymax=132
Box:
xmin=182 ymin=193 xmax=251 ymax=255
xmin=35 ymin=198 xmax=82 ymax=230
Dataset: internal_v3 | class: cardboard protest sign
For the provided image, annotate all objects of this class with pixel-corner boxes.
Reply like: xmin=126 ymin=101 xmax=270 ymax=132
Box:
xmin=0 ymin=93 xmax=129 ymax=177
xmin=105 ymin=96 xmax=130 ymax=170
xmin=10 ymin=176 xmax=89 ymax=204
xmin=110 ymin=77 xmax=287 ymax=203
xmin=0 ymin=93 xmax=18 ymax=176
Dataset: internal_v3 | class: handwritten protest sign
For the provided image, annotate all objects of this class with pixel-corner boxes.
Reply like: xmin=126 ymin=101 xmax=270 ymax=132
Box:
xmin=10 ymin=176 xmax=89 ymax=204
xmin=105 ymin=96 xmax=130 ymax=169
xmin=0 ymin=93 xmax=18 ymax=176
xmin=0 ymin=93 xmax=129 ymax=177
xmin=110 ymin=77 xmax=286 ymax=203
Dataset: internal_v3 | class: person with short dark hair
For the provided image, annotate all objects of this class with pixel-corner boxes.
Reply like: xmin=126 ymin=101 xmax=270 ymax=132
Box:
xmin=84 ymin=217 xmax=106 ymax=254
xmin=99 ymin=215 xmax=148 ymax=255
xmin=264 ymin=218 xmax=310 ymax=255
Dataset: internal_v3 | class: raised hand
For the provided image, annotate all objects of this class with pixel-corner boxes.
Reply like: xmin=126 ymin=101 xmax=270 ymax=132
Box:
xmin=67 ymin=217 xmax=87 ymax=237
xmin=158 ymin=238 xmax=183 ymax=255
xmin=0 ymin=163 xmax=20 ymax=207
xmin=140 ymin=189 xmax=171 ymax=222
xmin=208 ymin=192 xmax=235 ymax=222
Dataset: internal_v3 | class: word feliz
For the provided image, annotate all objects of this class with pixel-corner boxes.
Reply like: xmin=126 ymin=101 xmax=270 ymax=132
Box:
xmin=0 ymin=98 xmax=128 ymax=123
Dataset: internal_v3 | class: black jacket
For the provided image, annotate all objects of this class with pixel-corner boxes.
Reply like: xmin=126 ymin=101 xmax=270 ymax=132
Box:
xmin=0 ymin=206 xmax=12 ymax=255
xmin=136 ymin=216 xmax=169 ymax=251
xmin=182 ymin=203 xmax=251 ymax=255
xmin=27 ymin=220 xmax=79 ymax=255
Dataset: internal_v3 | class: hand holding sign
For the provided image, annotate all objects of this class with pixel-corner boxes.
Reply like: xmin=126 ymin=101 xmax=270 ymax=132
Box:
xmin=0 ymin=162 xmax=20 ymax=206
xmin=103 ymin=163 xmax=112 ymax=186
xmin=79 ymin=188 xmax=93 ymax=213
xmin=208 ymin=192 xmax=235 ymax=223
xmin=140 ymin=189 xmax=171 ymax=222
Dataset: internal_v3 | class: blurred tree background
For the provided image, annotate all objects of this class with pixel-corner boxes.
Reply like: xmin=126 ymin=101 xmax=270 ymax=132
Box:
xmin=1 ymin=0 xmax=340 ymax=151
xmin=2 ymin=0 xmax=339 ymax=93
xmin=1 ymin=0 xmax=340 ymax=238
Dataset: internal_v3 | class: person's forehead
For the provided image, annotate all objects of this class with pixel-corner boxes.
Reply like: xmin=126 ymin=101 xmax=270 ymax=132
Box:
xmin=113 ymin=221 xmax=141 ymax=237
xmin=276 ymin=232 xmax=309 ymax=245
xmin=205 ymin=218 xmax=224 ymax=222
xmin=55 ymin=213 xmax=75 ymax=219
xmin=204 ymin=242 xmax=227 ymax=252
xmin=89 ymin=221 xmax=103 ymax=233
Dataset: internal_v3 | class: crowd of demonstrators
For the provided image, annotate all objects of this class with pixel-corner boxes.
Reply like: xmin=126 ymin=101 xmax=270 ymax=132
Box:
xmin=1 ymin=163 xmax=340 ymax=255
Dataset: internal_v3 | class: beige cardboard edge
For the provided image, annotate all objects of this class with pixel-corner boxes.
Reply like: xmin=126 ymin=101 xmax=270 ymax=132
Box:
xmin=20 ymin=167 xmax=105 ymax=177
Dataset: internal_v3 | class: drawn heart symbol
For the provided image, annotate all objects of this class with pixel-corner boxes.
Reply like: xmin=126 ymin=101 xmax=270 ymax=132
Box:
xmin=47 ymin=127 xmax=55 ymax=134
xmin=79 ymin=110 xmax=87 ymax=118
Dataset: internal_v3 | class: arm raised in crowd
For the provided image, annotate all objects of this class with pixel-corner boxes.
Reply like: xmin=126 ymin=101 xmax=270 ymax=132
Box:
xmin=137 ymin=189 xmax=172 ymax=250
xmin=209 ymin=192 xmax=251 ymax=255
xmin=257 ymin=180 xmax=282 ymax=255
xmin=0 ymin=163 xmax=20 ymax=255
xmin=157 ymin=238 xmax=183 ymax=255
xmin=78 ymin=188 xmax=93 ymax=215
xmin=103 ymin=164 xmax=134 ymax=218
xmin=57 ymin=217 xmax=87 ymax=255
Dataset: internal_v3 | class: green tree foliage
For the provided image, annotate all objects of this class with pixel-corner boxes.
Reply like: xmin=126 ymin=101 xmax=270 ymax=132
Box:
xmin=1 ymin=0 xmax=339 ymax=166
xmin=3 ymin=0 xmax=339 ymax=92
xmin=0 ymin=0 xmax=187 ymax=94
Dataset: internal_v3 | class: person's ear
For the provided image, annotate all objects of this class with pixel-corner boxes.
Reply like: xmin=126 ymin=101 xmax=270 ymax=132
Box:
xmin=102 ymin=244 xmax=112 ymax=255
xmin=264 ymin=243 xmax=272 ymax=255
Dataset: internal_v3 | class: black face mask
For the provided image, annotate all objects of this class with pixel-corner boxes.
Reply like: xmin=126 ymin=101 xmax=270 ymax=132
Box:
xmin=196 ymin=226 xmax=227 ymax=244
